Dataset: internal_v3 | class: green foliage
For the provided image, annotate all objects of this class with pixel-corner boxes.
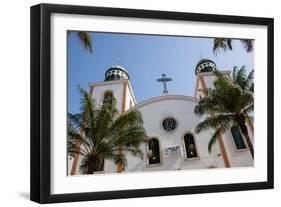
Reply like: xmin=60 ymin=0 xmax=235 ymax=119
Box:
xmin=77 ymin=32 xmax=93 ymax=53
xmin=213 ymin=38 xmax=254 ymax=54
xmin=213 ymin=38 xmax=232 ymax=55
xmin=232 ymin=66 xmax=254 ymax=92
xmin=240 ymin=39 xmax=254 ymax=53
xmin=68 ymin=87 xmax=147 ymax=174
xmin=194 ymin=67 xmax=254 ymax=157
xmin=68 ymin=31 xmax=93 ymax=53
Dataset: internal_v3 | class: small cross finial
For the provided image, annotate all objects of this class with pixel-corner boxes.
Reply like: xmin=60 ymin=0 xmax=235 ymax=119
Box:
xmin=157 ymin=73 xmax=172 ymax=95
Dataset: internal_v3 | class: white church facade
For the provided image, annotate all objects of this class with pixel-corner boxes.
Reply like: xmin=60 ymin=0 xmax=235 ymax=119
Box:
xmin=69 ymin=59 xmax=254 ymax=175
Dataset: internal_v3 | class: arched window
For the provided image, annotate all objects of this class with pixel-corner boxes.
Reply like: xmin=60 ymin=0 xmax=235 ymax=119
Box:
xmin=230 ymin=126 xmax=247 ymax=150
xmin=183 ymin=133 xmax=198 ymax=159
xmin=102 ymin=91 xmax=114 ymax=105
xmin=148 ymin=138 xmax=160 ymax=165
xmin=115 ymin=74 xmax=121 ymax=80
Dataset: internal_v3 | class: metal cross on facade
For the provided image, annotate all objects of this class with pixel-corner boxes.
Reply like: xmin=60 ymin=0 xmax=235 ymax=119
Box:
xmin=157 ymin=73 xmax=172 ymax=95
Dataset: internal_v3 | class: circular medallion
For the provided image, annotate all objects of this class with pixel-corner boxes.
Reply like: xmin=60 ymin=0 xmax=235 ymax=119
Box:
xmin=162 ymin=117 xmax=177 ymax=132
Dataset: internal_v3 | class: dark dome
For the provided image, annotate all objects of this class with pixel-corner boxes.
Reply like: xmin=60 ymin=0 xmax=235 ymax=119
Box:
xmin=195 ymin=58 xmax=217 ymax=75
xmin=105 ymin=65 xmax=130 ymax=81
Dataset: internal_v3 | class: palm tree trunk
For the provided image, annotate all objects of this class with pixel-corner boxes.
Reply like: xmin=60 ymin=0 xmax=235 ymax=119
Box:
xmin=87 ymin=165 xmax=94 ymax=174
xmin=70 ymin=128 xmax=84 ymax=175
xmin=117 ymin=147 xmax=124 ymax=173
xmin=239 ymin=124 xmax=254 ymax=159
xmin=117 ymin=162 xmax=123 ymax=173
xmin=87 ymin=156 xmax=100 ymax=174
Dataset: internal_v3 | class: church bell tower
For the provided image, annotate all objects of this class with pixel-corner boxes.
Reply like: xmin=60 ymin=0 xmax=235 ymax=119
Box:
xmin=194 ymin=58 xmax=230 ymax=99
xmin=70 ymin=65 xmax=137 ymax=175
xmin=194 ymin=58 xmax=233 ymax=168
xmin=89 ymin=65 xmax=137 ymax=113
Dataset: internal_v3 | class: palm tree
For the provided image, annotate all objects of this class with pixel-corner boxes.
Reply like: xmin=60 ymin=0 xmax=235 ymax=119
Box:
xmin=68 ymin=87 xmax=147 ymax=174
xmin=194 ymin=67 xmax=254 ymax=159
xmin=213 ymin=38 xmax=254 ymax=55
xmin=68 ymin=31 xmax=93 ymax=53
xmin=232 ymin=65 xmax=254 ymax=92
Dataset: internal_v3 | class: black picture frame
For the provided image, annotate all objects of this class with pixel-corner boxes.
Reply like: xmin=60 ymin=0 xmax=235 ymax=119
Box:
xmin=30 ymin=3 xmax=274 ymax=204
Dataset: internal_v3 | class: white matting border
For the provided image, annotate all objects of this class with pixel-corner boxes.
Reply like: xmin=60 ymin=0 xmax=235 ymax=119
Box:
xmin=51 ymin=13 xmax=267 ymax=194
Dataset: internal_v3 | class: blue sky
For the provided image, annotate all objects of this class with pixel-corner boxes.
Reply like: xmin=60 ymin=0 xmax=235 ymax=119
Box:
xmin=68 ymin=32 xmax=254 ymax=114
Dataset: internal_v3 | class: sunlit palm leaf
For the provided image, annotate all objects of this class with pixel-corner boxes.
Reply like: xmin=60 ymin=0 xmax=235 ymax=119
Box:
xmin=77 ymin=32 xmax=93 ymax=53
xmin=213 ymin=38 xmax=232 ymax=55
xmin=194 ymin=68 xmax=254 ymax=157
xmin=208 ymin=121 xmax=232 ymax=153
xmin=67 ymin=87 xmax=147 ymax=174
xmin=195 ymin=114 xmax=234 ymax=134
xmin=240 ymin=39 xmax=254 ymax=53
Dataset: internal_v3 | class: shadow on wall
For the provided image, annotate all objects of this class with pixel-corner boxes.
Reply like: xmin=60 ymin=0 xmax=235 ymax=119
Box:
xmin=18 ymin=192 xmax=29 ymax=200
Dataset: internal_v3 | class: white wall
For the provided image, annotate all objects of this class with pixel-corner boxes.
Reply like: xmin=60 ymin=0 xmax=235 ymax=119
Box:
xmin=126 ymin=96 xmax=226 ymax=172
xmin=92 ymin=81 xmax=124 ymax=113
xmin=0 ymin=0 xmax=280 ymax=206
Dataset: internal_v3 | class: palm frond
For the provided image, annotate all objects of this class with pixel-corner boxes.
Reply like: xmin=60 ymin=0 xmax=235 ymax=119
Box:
xmin=208 ymin=120 xmax=233 ymax=153
xmin=213 ymin=38 xmax=227 ymax=54
xmin=94 ymin=141 xmax=114 ymax=158
xmin=208 ymin=130 xmax=220 ymax=153
xmin=242 ymin=103 xmax=254 ymax=114
xmin=240 ymin=39 xmax=254 ymax=53
xmin=77 ymin=86 xmax=97 ymax=144
xmin=234 ymin=66 xmax=247 ymax=89
xmin=232 ymin=66 xmax=238 ymax=81
xmin=213 ymin=70 xmax=225 ymax=79
xmin=68 ymin=86 xmax=147 ymax=174
xmin=194 ymin=66 xmax=254 ymax=155
xmin=109 ymin=110 xmax=144 ymax=134
xmin=113 ymin=128 xmax=147 ymax=149
xmin=237 ymin=90 xmax=254 ymax=112
xmin=226 ymin=39 xmax=233 ymax=50
xmin=245 ymin=70 xmax=254 ymax=92
xmin=67 ymin=141 xmax=88 ymax=157
xmin=213 ymin=38 xmax=232 ymax=54
xmin=77 ymin=31 xmax=93 ymax=53
xmin=68 ymin=113 xmax=81 ymax=127
xmin=195 ymin=114 xmax=234 ymax=134
xmin=194 ymin=98 xmax=224 ymax=117
xmin=212 ymin=72 xmax=250 ymax=113
xmin=94 ymin=104 xmax=116 ymax=146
